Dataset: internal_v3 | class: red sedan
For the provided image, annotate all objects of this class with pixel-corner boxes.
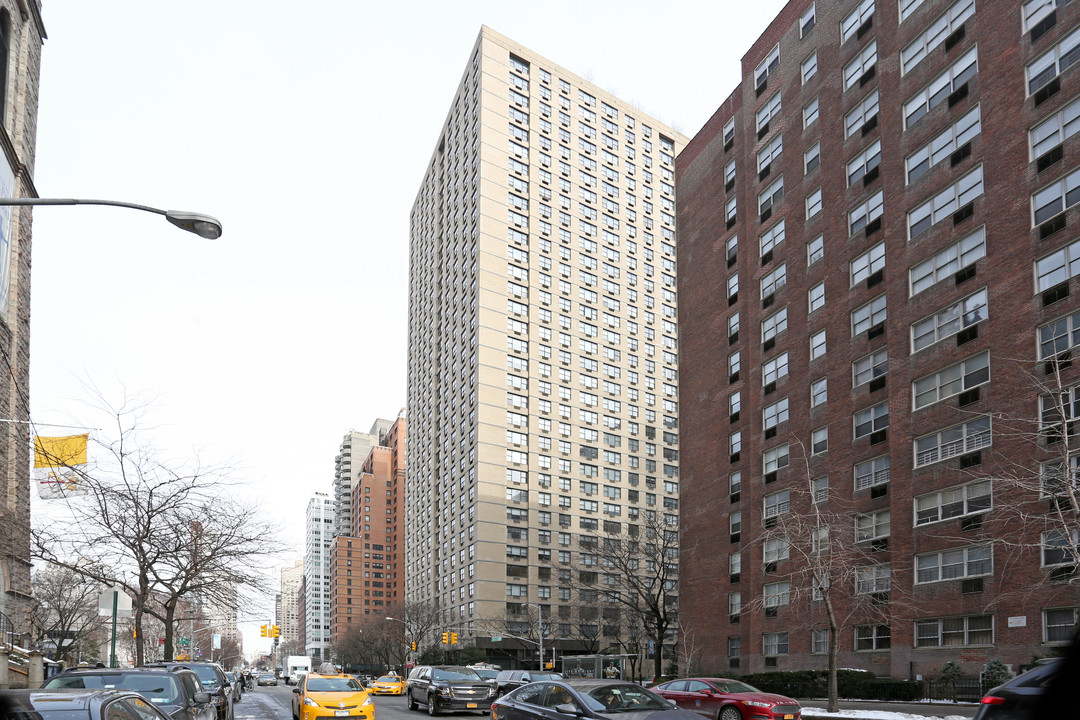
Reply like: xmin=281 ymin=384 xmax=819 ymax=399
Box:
xmin=650 ymin=678 xmax=801 ymax=720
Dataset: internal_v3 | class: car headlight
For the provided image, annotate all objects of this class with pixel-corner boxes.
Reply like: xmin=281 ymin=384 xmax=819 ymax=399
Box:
xmin=362 ymin=696 xmax=373 ymax=706
xmin=304 ymin=698 xmax=320 ymax=707
xmin=740 ymin=700 xmax=772 ymax=708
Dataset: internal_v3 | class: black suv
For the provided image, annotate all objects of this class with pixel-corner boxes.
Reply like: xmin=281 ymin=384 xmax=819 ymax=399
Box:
xmin=406 ymin=665 xmax=497 ymax=715
xmin=144 ymin=662 xmax=234 ymax=720
xmin=493 ymin=670 xmax=563 ymax=697
xmin=42 ymin=667 xmax=216 ymax=720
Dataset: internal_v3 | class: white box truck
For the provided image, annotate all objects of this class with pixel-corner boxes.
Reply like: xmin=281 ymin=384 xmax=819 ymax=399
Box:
xmin=286 ymin=656 xmax=312 ymax=685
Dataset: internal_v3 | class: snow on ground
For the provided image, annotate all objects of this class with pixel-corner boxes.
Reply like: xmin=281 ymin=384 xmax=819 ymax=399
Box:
xmin=801 ymin=710 xmax=971 ymax=720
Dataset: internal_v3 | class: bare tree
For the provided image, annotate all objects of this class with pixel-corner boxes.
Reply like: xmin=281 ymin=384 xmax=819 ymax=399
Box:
xmin=29 ymin=565 xmax=105 ymax=663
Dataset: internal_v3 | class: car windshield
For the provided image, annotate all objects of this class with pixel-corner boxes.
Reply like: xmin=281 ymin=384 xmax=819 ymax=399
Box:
xmin=376 ymin=676 xmax=399 ymax=683
xmin=585 ymin=685 xmax=672 ymax=712
xmin=432 ymin=668 xmax=483 ymax=681
xmin=43 ymin=673 xmax=181 ymax=705
xmin=307 ymin=677 xmax=364 ymax=692
xmin=532 ymin=673 xmax=562 ymax=680
xmin=711 ymin=681 xmax=760 ymax=694
xmin=190 ymin=667 xmax=220 ymax=687
xmin=225 ymin=673 xmax=236 ymax=682
xmin=259 ymin=675 xmax=274 ymax=680
xmin=472 ymin=669 xmax=497 ymax=679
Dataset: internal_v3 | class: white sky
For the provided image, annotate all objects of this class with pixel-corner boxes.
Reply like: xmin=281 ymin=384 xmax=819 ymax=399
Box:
xmin=27 ymin=0 xmax=789 ymax=656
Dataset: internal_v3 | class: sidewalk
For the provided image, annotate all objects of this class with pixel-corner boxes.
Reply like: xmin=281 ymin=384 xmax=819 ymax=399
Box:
xmin=799 ymin=699 xmax=978 ymax=720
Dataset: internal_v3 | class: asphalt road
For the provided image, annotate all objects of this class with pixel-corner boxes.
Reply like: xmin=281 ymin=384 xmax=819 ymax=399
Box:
xmin=233 ymin=685 xmax=424 ymax=720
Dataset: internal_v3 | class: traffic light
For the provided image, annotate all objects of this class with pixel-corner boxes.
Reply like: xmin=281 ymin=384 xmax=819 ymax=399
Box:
xmin=441 ymin=632 xmax=449 ymax=644
xmin=260 ymin=625 xmax=267 ymax=637
xmin=273 ymin=626 xmax=280 ymax=638
xmin=451 ymin=632 xmax=458 ymax=645
xmin=411 ymin=641 xmax=417 ymax=651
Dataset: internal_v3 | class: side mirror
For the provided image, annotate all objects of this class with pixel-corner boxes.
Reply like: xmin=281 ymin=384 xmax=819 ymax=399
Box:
xmin=554 ymin=704 xmax=582 ymax=716
xmin=193 ymin=692 xmax=211 ymax=704
xmin=667 ymin=700 xmax=678 ymax=708
xmin=293 ymin=688 xmax=301 ymax=694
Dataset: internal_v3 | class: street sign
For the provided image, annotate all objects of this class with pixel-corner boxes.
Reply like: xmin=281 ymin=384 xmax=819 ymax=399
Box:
xmin=491 ymin=636 xmax=503 ymax=642
xmin=178 ymin=638 xmax=191 ymax=646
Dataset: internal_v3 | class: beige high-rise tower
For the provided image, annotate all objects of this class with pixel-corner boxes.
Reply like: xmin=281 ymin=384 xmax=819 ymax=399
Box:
xmin=407 ymin=26 xmax=686 ymax=664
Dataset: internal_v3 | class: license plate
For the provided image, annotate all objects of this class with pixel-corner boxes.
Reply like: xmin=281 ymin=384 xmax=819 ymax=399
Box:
xmin=784 ymin=715 xmax=794 ymax=719
xmin=335 ymin=711 xmax=350 ymax=716
xmin=467 ymin=704 xmax=478 ymax=709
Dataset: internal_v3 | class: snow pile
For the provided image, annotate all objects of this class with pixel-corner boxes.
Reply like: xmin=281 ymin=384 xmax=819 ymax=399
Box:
xmin=801 ymin=709 xmax=970 ymax=720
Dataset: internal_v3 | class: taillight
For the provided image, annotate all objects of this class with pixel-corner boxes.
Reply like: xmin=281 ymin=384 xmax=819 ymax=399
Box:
xmin=980 ymin=696 xmax=1006 ymax=705
xmin=491 ymin=707 xmax=499 ymax=720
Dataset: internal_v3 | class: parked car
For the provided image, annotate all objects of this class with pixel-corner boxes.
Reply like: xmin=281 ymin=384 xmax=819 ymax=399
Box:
xmin=258 ymin=673 xmax=279 ymax=687
xmin=491 ymin=679 xmax=701 ymax=720
xmin=406 ymin=665 xmax=498 ymax=715
xmin=371 ymin=675 xmax=407 ymax=695
xmin=144 ymin=662 xmax=234 ymax=720
xmin=224 ymin=672 xmax=242 ymax=704
xmin=41 ymin=667 xmax=216 ymax=720
xmin=290 ymin=671 xmax=373 ymax=720
xmin=651 ymin=678 xmax=801 ymax=720
xmin=493 ymin=670 xmax=562 ymax=697
xmin=974 ymin=657 xmax=1066 ymax=719
xmin=0 ymin=689 xmax=175 ymax=720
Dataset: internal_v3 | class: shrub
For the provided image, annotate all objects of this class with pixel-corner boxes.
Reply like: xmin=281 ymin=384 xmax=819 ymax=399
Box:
xmin=981 ymin=659 xmax=1013 ymax=688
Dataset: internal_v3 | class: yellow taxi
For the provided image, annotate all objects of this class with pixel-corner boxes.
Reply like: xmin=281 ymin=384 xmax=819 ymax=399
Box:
xmin=370 ymin=675 xmax=406 ymax=695
xmin=291 ymin=671 xmax=374 ymax=720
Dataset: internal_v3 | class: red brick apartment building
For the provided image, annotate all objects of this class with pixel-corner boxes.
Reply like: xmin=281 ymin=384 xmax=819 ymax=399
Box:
xmin=331 ymin=415 xmax=406 ymax=643
xmin=677 ymin=0 xmax=1080 ymax=678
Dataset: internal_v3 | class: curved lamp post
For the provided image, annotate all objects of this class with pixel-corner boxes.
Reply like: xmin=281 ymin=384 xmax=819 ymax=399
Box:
xmin=0 ymin=197 xmax=222 ymax=239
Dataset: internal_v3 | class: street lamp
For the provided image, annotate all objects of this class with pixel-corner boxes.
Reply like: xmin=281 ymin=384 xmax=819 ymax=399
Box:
xmin=386 ymin=616 xmax=411 ymax=670
xmin=0 ymin=197 xmax=223 ymax=239
xmin=520 ymin=602 xmax=544 ymax=672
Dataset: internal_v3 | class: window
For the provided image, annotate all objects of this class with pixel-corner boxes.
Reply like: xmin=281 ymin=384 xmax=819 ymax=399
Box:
xmin=758 ymin=134 xmax=783 ymax=174
xmin=855 ymin=455 xmax=890 ymax=491
xmin=760 ymin=221 xmax=786 ymax=257
xmin=806 ymin=188 xmax=823 ymax=219
xmin=1026 ymin=0 xmax=1067 ymax=31
xmin=1042 ymin=528 xmax=1079 ymax=566
xmin=763 ymin=632 xmax=789 ymax=655
xmin=851 ymin=243 xmax=886 ymax=286
xmin=855 ymin=625 xmax=891 ymax=650
xmin=763 ymin=352 xmax=789 ymax=385
xmin=908 ymin=166 xmax=983 ymax=239
xmin=761 ymin=263 xmax=787 ymax=298
xmin=804 ymin=97 xmax=820 ymax=128
xmin=758 ymin=177 xmax=784 ymax=217
xmin=914 ymin=415 xmax=992 ymax=467
xmin=849 ymin=191 xmax=883 ymax=235
xmin=853 ymin=349 xmax=888 ymax=388
xmin=802 ymin=52 xmax=818 ymax=84
xmin=811 ymin=378 xmax=827 ymax=407
xmin=901 ymin=0 xmax=976 ymax=75
xmin=913 ymin=351 xmax=989 ymax=409
xmin=807 ymin=234 xmax=824 ymax=265
xmin=763 ymin=581 xmax=790 ymax=608
xmin=764 ymin=489 xmax=790 ymax=518
xmin=854 ymin=401 xmax=889 ymax=439
xmin=762 ymin=308 xmax=788 ymax=342
xmin=855 ymin=510 xmax=890 ymax=541
xmin=812 ymin=476 xmax=829 ymax=503
xmin=1033 ymin=167 xmax=1080 ymax=226
xmin=846 ymin=90 xmax=879 ymax=138
xmin=729 ymin=351 xmax=741 ymax=379
xmin=848 ymin=141 xmax=881 ymax=186
xmin=911 ymin=288 xmax=988 ymax=352
xmin=763 ymin=537 xmax=790 ymax=563
xmin=916 ymin=615 xmax=993 ymax=647
xmin=804 ymin=143 xmax=820 ymax=175
xmin=730 ymin=431 xmax=742 ymax=457
xmin=905 ymin=47 xmax=978 ymax=129
xmin=763 ymin=444 xmax=790 ymax=473
xmin=808 ymin=282 xmax=825 ymax=313
xmin=907 ymin=106 xmax=981 ymax=184
xmin=756 ymin=44 xmax=781 ymax=90
xmin=856 ymin=564 xmax=891 ymax=594
xmin=842 ymin=0 xmax=875 ymax=42
xmin=763 ymin=398 xmax=789 ymax=431
xmin=723 ymin=118 xmax=735 ymax=148
xmin=801 ymin=3 xmax=816 ymax=36
xmin=728 ymin=312 xmax=740 ymax=340
xmin=909 ymin=226 xmax=986 ymax=296
xmin=843 ymin=41 xmax=878 ymax=91
xmin=726 ymin=197 xmax=737 ymax=225
xmin=915 ymin=479 xmax=992 ymax=525
xmin=1028 ymin=27 xmax=1080 ymax=95
xmin=917 ymin=545 xmax=993 ymax=583
xmin=727 ymin=272 xmax=739 ymax=301
xmin=811 ymin=629 xmax=829 ymax=654
xmin=728 ymin=591 xmax=742 ymax=616
xmin=1032 ymin=96 xmax=1080 ymax=163
xmin=1040 ymin=309 xmax=1080 ymax=359
xmin=810 ymin=329 xmax=826 ymax=359
xmin=1044 ymin=608 xmax=1079 ymax=643
xmin=757 ymin=93 xmax=782 ymax=133
xmin=851 ymin=295 xmax=887 ymax=336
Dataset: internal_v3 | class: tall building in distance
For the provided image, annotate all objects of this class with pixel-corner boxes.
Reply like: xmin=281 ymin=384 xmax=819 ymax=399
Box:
xmin=407 ymin=26 xmax=686 ymax=659
xmin=330 ymin=410 xmax=406 ymax=646
xmin=0 ymin=0 xmax=46 ymax=640
xmin=303 ymin=493 xmax=335 ymax=660
xmin=677 ymin=0 xmax=1080 ymax=677
xmin=279 ymin=558 xmax=303 ymax=647
xmin=334 ymin=420 xmax=395 ymax=536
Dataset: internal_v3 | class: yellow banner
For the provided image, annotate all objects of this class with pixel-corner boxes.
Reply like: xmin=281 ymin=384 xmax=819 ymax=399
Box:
xmin=33 ymin=433 xmax=88 ymax=468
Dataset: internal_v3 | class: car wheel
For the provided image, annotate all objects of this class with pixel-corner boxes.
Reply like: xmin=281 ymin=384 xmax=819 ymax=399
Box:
xmin=427 ymin=695 xmax=440 ymax=716
xmin=408 ymin=691 xmax=419 ymax=711
xmin=719 ymin=707 xmax=742 ymax=720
